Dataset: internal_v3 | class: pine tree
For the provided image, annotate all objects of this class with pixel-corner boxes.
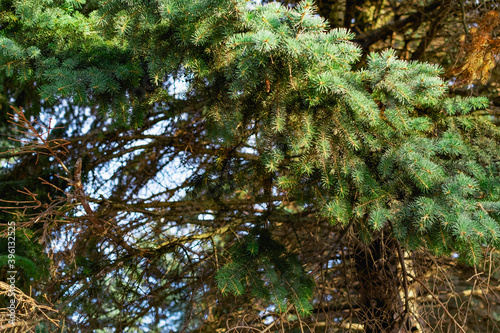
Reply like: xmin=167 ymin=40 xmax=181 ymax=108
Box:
xmin=1 ymin=0 xmax=499 ymax=331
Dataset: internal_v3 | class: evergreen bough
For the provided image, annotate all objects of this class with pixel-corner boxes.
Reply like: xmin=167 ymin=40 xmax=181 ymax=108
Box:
xmin=1 ymin=0 xmax=499 ymax=315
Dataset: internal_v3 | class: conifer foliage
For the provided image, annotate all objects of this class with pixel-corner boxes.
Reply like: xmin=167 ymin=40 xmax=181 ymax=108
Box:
xmin=1 ymin=0 xmax=500 ymax=331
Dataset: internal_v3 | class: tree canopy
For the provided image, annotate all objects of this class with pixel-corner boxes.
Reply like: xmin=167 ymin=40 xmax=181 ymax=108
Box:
xmin=0 ymin=0 xmax=500 ymax=332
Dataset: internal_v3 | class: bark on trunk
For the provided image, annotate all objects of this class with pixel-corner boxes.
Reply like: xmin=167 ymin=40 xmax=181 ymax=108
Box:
xmin=353 ymin=234 xmax=404 ymax=333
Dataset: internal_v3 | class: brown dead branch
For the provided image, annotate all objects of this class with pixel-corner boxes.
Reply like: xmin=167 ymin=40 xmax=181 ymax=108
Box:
xmin=0 ymin=281 xmax=59 ymax=332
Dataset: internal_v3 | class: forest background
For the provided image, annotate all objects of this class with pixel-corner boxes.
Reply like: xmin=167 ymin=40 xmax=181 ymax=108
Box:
xmin=1 ymin=0 xmax=500 ymax=332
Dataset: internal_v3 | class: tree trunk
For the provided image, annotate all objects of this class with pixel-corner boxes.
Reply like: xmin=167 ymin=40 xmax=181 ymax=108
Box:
xmin=354 ymin=234 xmax=404 ymax=333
